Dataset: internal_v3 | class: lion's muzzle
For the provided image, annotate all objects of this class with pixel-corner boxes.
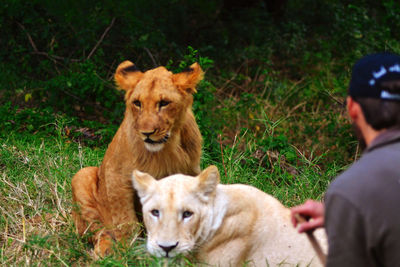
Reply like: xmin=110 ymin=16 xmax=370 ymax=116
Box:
xmin=144 ymin=134 xmax=169 ymax=145
xmin=159 ymin=242 xmax=179 ymax=257
xmin=143 ymin=133 xmax=170 ymax=152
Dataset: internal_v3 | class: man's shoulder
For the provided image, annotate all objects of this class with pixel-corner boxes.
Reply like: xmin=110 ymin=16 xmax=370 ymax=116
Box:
xmin=327 ymin=142 xmax=400 ymax=209
xmin=331 ymin=142 xmax=400 ymax=187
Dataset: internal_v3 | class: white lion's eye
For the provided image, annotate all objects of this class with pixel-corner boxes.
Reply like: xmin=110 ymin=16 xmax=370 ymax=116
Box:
xmin=151 ymin=209 xmax=160 ymax=217
xmin=182 ymin=210 xmax=193 ymax=219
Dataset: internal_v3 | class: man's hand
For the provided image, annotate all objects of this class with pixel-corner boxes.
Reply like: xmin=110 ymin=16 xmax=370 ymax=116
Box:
xmin=291 ymin=200 xmax=325 ymax=233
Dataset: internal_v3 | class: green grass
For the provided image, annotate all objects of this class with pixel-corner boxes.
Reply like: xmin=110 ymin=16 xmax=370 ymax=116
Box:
xmin=0 ymin=55 xmax=357 ymax=264
xmin=0 ymin=133 xmax=92 ymax=265
xmin=0 ymin=102 xmax=345 ymax=265
xmin=0 ymin=67 xmax=353 ymax=265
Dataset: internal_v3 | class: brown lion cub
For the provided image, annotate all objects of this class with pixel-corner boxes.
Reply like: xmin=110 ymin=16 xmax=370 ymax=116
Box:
xmin=132 ymin=166 xmax=327 ymax=267
xmin=71 ymin=61 xmax=203 ymax=256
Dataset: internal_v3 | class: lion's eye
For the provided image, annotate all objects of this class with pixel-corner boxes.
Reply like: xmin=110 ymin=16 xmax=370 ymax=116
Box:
xmin=133 ymin=100 xmax=141 ymax=108
xmin=182 ymin=211 xmax=193 ymax=219
xmin=159 ymin=100 xmax=170 ymax=108
xmin=151 ymin=209 xmax=160 ymax=217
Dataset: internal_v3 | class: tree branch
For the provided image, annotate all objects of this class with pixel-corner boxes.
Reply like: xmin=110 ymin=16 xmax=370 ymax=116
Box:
xmin=144 ymin=47 xmax=158 ymax=67
xmin=86 ymin=17 xmax=116 ymax=60
xmin=17 ymin=21 xmax=80 ymax=63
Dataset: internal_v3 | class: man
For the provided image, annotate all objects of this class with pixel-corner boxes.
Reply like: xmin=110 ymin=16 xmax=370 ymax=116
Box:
xmin=291 ymin=52 xmax=400 ymax=267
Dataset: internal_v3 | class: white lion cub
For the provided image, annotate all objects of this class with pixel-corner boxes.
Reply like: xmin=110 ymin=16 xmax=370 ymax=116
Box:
xmin=132 ymin=165 xmax=327 ymax=267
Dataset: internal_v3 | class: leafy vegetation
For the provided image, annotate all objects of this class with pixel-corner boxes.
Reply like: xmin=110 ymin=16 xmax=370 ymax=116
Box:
xmin=1 ymin=0 xmax=399 ymax=265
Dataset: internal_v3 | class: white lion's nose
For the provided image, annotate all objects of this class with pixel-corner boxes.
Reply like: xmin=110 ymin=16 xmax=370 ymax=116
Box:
xmin=158 ymin=242 xmax=178 ymax=256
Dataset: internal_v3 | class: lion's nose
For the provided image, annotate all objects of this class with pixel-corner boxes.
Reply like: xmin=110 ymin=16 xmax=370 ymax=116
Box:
xmin=159 ymin=242 xmax=178 ymax=254
xmin=142 ymin=130 xmax=156 ymax=137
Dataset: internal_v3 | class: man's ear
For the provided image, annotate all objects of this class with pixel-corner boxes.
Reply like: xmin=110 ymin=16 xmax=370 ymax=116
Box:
xmin=132 ymin=170 xmax=156 ymax=199
xmin=195 ymin=165 xmax=220 ymax=202
xmin=172 ymin=62 xmax=204 ymax=94
xmin=114 ymin=60 xmax=143 ymax=92
xmin=347 ymin=96 xmax=361 ymax=122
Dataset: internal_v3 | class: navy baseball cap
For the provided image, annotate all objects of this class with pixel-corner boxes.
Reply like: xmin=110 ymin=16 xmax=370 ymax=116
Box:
xmin=349 ymin=52 xmax=400 ymax=100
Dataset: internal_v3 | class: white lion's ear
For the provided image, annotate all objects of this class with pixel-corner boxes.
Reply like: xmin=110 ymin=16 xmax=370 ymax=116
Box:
xmin=172 ymin=62 xmax=204 ymax=94
xmin=114 ymin=60 xmax=144 ymax=93
xmin=132 ymin=170 xmax=156 ymax=199
xmin=196 ymin=165 xmax=220 ymax=202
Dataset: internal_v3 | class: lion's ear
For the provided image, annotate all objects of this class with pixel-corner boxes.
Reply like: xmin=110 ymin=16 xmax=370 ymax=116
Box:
xmin=172 ymin=62 xmax=204 ymax=94
xmin=196 ymin=165 xmax=220 ymax=202
xmin=114 ymin=60 xmax=144 ymax=91
xmin=132 ymin=170 xmax=156 ymax=199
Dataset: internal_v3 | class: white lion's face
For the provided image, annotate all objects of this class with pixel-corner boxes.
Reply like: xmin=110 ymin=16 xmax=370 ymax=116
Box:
xmin=132 ymin=167 xmax=220 ymax=258
xmin=143 ymin=181 xmax=204 ymax=257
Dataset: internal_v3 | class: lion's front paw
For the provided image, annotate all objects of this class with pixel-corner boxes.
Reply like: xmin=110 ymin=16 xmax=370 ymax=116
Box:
xmin=93 ymin=231 xmax=115 ymax=258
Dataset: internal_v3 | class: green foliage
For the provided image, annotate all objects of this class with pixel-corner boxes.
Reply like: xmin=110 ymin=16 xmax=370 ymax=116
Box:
xmin=1 ymin=0 xmax=399 ymax=122
xmin=166 ymin=46 xmax=220 ymax=155
xmin=167 ymin=46 xmax=213 ymax=72
xmin=43 ymin=61 xmax=113 ymax=111
xmin=0 ymin=102 xmax=117 ymax=148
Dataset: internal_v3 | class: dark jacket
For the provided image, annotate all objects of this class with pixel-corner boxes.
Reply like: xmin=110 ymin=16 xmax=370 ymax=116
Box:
xmin=325 ymin=128 xmax=400 ymax=267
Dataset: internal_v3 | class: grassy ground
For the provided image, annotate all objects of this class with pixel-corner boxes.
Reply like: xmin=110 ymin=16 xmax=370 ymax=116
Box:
xmin=0 ymin=77 xmax=352 ymax=265
xmin=0 ymin=136 xmax=331 ymax=266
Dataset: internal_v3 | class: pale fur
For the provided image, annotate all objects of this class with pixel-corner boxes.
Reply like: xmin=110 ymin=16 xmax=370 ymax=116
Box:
xmin=71 ymin=61 xmax=203 ymax=256
xmin=132 ymin=166 xmax=328 ymax=267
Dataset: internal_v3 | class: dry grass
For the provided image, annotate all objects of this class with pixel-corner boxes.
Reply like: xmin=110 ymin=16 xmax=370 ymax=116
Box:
xmin=0 ymin=138 xmax=89 ymax=265
xmin=0 ymin=135 xmax=195 ymax=266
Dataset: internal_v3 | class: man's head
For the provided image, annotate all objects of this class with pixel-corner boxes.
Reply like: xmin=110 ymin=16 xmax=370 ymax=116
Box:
xmin=348 ymin=53 xmax=400 ymax=131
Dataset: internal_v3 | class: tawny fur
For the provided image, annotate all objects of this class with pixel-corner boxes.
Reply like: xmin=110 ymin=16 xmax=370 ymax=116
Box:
xmin=132 ymin=166 xmax=328 ymax=267
xmin=71 ymin=61 xmax=203 ymax=256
